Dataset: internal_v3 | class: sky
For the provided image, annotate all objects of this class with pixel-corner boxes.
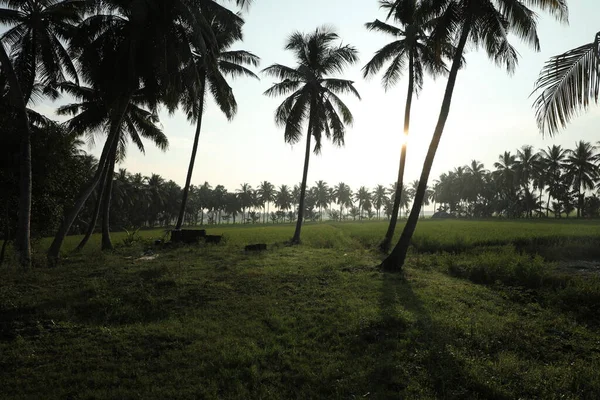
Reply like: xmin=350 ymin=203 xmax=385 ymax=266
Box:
xmin=36 ymin=0 xmax=600 ymax=193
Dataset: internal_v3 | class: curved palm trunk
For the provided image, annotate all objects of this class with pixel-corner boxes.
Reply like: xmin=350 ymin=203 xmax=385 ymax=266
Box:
xmin=291 ymin=127 xmax=313 ymax=244
xmin=176 ymin=74 xmax=206 ymax=230
xmin=1 ymin=43 xmax=32 ymax=268
xmin=101 ymin=153 xmax=117 ymax=250
xmin=380 ymin=53 xmax=414 ymax=253
xmin=76 ymin=136 xmax=119 ymax=251
xmin=382 ymin=22 xmax=471 ymax=271
xmin=47 ymin=97 xmax=130 ymax=265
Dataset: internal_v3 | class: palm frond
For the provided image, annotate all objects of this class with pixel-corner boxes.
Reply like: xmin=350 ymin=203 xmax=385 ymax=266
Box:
xmin=365 ymin=19 xmax=402 ymax=36
xmin=263 ymin=79 xmax=302 ymax=97
xmin=261 ymin=63 xmax=304 ymax=81
xmin=532 ymin=34 xmax=600 ymax=136
xmin=321 ymin=78 xmax=361 ymax=100
xmin=362 ymin=40 xmax=404 ymax=79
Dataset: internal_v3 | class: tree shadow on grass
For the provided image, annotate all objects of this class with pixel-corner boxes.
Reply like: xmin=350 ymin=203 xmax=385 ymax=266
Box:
xmin=364 ymin=270 xmax=511 ymax=399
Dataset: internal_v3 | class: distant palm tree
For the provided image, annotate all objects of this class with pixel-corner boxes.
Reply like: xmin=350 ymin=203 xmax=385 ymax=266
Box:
xmin=263 ymin=26 xmax=360 ymax=243
xmin=175 ymin=12 xmax=259 ymax=229
xmin=565 ymin=141 xmax=598 ymax=217
xmin=533 ymin=32 xmax=600 ymax=135
xmin=372 ymin=185 xmax=388 ymax=220
xmin=382 ymin=0 xmax=568 ymax=270
xmin=275 ymin=184 xmax=292 ymax=213
xmin=515 ymin=145 xmax=540 ymax=217
xmin=363 ymin=0 xmax=450 ymax=252
xmin=237 ymin=183 xmax=252 ymax=223
xmin=258 ymin=181 xmax=275 ymax=223
xmin=314 ymin=180 xmax=329 ymax=221
xmin=333 ymin=182 xmax=353 ymax=220
xmin=540 ymin=145 xmax=568 ymax=217
xmin=355 ymin=186 xmax=371 ymax=220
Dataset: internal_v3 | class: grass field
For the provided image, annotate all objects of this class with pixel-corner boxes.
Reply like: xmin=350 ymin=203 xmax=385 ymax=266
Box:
xmin=2 ymin=220 xmax=600 ymax=399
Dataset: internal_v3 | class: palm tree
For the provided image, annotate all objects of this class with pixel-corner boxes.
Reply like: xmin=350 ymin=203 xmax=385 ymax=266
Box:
xmin=47 ymin=0 xmax=228 ymax=263
xmin=383 ymin=0 xmax=568 ymax=270
xmin=1 ymin=0 xmax=84 ymax=266
xmin=540 ymin=144 xmax=568 ymax=216
xmin=314 ymin=180 xmax=329 ymax=221
xmin=355 ymin=186 xmax=371 ymax=220
xmin=515 ymin=145 xmax=540 ymax=217
xmin=565 ymin=141 xmax=598 ymax=217
xmin=257 ymin=181 xmax=275 ymax=223
xmin=237 ymin=183 xmax=252 ymax=223
xmin=533 ymin=32 xmax=600 ymax=135
xmin=175 ymin=12 xmax=259 ymax=229
xmin=363 ymin=0 xmax=450 ymax=252
xmin=333 ymin=182 xmax=353 ymax=220
xmin=57 ymin=84 xmax=167 ymax=250
xmin=275 ymin=184 xmax=292 ymax=214
xmin=263 ymin=27 xmax=360 ymax=244
xmin=372 ymin=184 xmax=388 ymax=219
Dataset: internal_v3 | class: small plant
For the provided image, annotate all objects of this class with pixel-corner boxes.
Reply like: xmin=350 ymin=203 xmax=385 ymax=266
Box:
xmin=121 ymin=227 xmax=141 ymax=247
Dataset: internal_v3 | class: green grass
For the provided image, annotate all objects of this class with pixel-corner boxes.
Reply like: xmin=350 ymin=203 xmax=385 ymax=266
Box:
xmin=2 ymin=220 xmax=600 ymax=399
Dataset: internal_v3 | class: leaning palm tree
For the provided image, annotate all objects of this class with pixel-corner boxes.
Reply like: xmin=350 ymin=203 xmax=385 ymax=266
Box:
xmin=57 ymin=84 xmax=168 ymax=251
xmin=1 ymin=0 xmax=84 ymax=266
xmin=533 ymin=32 xmax=600 ymax=135
xmin=382 ymin=0 xmax=568 ymax=270
xmin=263 ymin=26 xmax=360 ymax=244
xmin=363 ymin=0 xmax=450 ymax=252
xmin=175 ymin=12 xmax=260 ymax=229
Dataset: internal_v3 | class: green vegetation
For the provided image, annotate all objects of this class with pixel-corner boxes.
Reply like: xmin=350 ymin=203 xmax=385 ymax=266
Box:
xmin=2 ymin=220 xmax=599 ymax=399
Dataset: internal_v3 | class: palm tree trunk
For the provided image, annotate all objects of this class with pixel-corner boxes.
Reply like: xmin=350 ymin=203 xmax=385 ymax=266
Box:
xmin=291 ymin=126 xmax=313 ymax=244
xmin=75 ymin=136 xmax=119 ymax=251
xmin=380 ymin=52 xmax=414 ymax=253
xmin=47 ymin=97 xmax=130 ymax=265
xmin=382 ymin=21 xmax=471 ymax=271
xmin=101 ymin=152 xmax=117 ymax=250
xmin=0 ymin=200 xmax=10 ymax=266
xmin=176 ymin=75 xmax=206 ymax=230
xmin=1 ymin=43 xmax=32 ymax=268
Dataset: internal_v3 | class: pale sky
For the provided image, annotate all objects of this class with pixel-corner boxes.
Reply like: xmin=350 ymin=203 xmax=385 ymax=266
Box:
xmin=36 ymin=0 xmax=600 ymax=192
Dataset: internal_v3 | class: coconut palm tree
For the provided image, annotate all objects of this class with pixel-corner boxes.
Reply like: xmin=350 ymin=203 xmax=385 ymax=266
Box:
xmin=382 ymin=0 xmax=568 ymax=270
xmin=515 ymin=145 xmax=540 ymax=217
xmin=275 ymin=184 xmax=292 ymax=214
xmin=363 ymin=0 xmax=451 ymax=252
xmin=257 ymin=181 xmax=275 ymax=223
xmin=354 ymin=186 xmax=371 ymax=220
xmin=333 ymin=182 xmax=353 ymax=220
xmin=533 ymin=32 xmax=600 ymax=135
xmin=565 ymin=141 xmax=598 ymax=217
xmin=314 ymin=180 xmax=329 ymax=221
xmin=372 ymin=184 xmax=388 ymax=219
xmin=47 ymin=0 xmax=202 ymax=263
xmin=237 ymin=183 xmax=252 ymax=223
xmin=57 ymin=84 xmax=167 ymax=250
xmin=175 ymin=12 xmax=259 ymax=229
xmin=1 ymin=0 xmax=84 ymax=266
xmin=540 ymin=144 xmax=568 ymax=216
xmin=263 ymin=26 xmax=360 ymax=244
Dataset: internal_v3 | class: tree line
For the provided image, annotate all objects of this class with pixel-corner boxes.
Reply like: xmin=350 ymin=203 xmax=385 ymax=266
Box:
xmin=3 ymin=0 xmax=597 ymax=270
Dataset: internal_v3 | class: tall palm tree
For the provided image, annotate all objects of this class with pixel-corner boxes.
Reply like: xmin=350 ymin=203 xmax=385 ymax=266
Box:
xmin=257 ymin=181 xmax=275 ymax=223
xmin=263 ymin=27 xmax=360 ymax=244
xmin=48 ymin=0 xmax=224 ymax=263
xmin=363 ymin=0 xmax=450 ymax=252
xmin=565 ymin=141 xmax=598 ymax=217
xmin=175 ymin=11 xmax=259 ymax=229
xmin=354 ymin=186 xmax=371 ymax=220
xmin=533 ymin=32 xmax=600 ymax=135
xmin=57 ymin=84 xmax=167 ymax=250
xmin=1 ymin=0 xmax=84 ymax=266
xmin=383 ymin=0 xmax=568 ymax=270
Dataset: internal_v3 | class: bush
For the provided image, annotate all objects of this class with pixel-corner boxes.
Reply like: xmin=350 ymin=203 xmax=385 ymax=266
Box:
xmin=442 ymin=246 xmax=550 ymax=288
